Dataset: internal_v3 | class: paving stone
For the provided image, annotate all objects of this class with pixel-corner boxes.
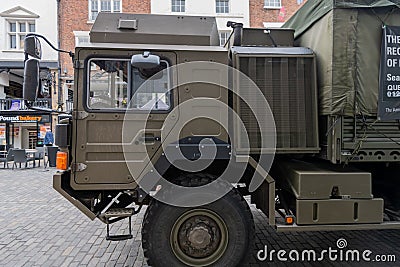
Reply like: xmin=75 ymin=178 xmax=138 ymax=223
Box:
xmin=0 ymin=168 xmax=399 ymax=266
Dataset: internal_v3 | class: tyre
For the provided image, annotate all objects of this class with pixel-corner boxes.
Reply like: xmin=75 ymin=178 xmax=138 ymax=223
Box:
xmin=142 ymin=175 xmax=254 ymax=267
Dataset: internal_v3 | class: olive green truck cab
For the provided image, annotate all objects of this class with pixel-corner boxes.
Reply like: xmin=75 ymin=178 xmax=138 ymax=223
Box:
xmin=23 ymin=1 xmax=400 ymax=265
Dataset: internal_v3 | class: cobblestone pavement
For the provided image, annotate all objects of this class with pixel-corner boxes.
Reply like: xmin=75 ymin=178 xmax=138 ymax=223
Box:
xmin=0 ymin=167 xmax=399 ymax=267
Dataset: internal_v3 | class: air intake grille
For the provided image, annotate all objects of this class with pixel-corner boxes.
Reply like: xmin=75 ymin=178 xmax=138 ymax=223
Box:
xmin=236 ymin=55 xmax=318 ymax=153
xmin=343 ymin=117 xmax=400 ymax=142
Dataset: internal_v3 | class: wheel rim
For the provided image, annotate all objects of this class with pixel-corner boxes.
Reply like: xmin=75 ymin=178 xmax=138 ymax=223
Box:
xmin=170 ymin=209 xmax=229 ymax=266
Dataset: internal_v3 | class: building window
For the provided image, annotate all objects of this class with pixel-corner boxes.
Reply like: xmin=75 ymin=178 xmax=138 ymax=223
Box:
xmin=7 ymin=20 xmax=35 ymax=50
xmin=74 ymin=31 xmax=90 ymax=46
xmin=78 ymin=36 xmax=90 ymax=45
xmin=216 ymin=0 xmax=229 ymax=13
xmin=172 ymin=0 xmax=185 ymax=12
xmin=264 ymin=0 xmax=281 ymax=8
xmin=219 ymin=31 xmax=230 ymax=46
xmin=89 ymin=0 xmax=121 ymax=21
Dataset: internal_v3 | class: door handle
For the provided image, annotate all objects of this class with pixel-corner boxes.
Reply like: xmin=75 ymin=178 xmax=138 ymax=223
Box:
xmin=140 ymin=134 xmax=161 ymax=143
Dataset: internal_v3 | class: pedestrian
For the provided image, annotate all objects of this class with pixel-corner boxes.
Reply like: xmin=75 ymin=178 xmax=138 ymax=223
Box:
xmin=44 ymin=130 xmax=54 ymax=146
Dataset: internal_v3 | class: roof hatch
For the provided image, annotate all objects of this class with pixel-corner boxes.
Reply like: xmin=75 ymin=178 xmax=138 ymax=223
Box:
xmin=90 ymin=13 xmax=219 ymax=46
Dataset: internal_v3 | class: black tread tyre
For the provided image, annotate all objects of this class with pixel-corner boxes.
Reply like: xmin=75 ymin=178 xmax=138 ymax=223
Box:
xmin=142 ymin=174 xmax=254 ymax=267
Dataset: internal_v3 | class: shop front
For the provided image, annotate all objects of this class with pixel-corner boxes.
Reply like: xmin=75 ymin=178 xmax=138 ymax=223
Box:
xmin=0 ymin=112 xmax=51 ymax=152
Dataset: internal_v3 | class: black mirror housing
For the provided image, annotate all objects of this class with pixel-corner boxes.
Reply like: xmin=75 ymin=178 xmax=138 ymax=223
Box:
xmin=23 ymin=58 xmax=40 ymax=102
xmin=24 ymin=36 xmax=42 ymax=59
xmin=131 ymin=52 xmax=160 ymax=69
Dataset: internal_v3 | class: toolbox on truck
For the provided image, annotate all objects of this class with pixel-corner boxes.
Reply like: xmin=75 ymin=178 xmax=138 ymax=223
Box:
xmin=276 ymin=160 xmax=384 ymax=225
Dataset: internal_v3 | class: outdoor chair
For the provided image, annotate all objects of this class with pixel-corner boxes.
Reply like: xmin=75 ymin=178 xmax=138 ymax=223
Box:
xmin=0 ymin=149 xmax=14 ymax=168
xmin=12 ymin=149 xmax=35 ymax=169
xmin=34 ymin=147 xmax=45 ymax=167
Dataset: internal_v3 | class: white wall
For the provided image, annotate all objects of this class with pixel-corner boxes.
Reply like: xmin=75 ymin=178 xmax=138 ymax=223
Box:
xmin=151 ymin=0 xmax=250 ymax=32
xmin=0 ymin=0 xmax=58 ymax=62
xmin=0 ymin=72 xmax=8 ymax=98
xmin=263 ymin=22 xmax=284 ymax=28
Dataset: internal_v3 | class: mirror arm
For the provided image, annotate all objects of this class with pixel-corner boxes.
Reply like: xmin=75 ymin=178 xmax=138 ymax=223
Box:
xmin=26 ymin=33 xmax=74 ymax=58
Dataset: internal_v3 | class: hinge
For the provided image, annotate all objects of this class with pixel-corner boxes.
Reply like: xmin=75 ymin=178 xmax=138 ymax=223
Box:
xmin=71 ymin=163 xmax=87 ymax=172
xmin=72 ymin=111 xmax=88 ymax=120
xmin=74 ymin=60 xmax=84 ymax=69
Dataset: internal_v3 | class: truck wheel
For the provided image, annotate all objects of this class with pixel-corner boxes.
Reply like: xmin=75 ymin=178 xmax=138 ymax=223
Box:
xmin=142 ymin=178 xmax=254 ymax=267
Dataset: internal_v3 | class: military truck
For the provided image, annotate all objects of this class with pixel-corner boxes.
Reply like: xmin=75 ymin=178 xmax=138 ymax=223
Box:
xmin=22 ymin=1 xmax=400 ymax=265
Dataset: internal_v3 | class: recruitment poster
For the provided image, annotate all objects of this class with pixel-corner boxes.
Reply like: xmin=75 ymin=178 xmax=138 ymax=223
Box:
xmin=378 ymin=25 xmax=400 ymax=120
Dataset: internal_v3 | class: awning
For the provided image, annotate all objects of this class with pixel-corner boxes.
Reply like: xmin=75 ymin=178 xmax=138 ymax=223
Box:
xmin=0 ymin=61 xmax=58 ymax=70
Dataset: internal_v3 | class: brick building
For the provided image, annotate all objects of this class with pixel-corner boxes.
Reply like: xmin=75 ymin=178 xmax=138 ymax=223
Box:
xmin=57 ymin=0 xmax=305 ymax=111
xmin=250 ymin=0 xmax=306 ymax=28
xmin=58 ymin=0 xmax=150 ymax=109
xmin=151 ymin=0 xmax=250 ymax=46
xmin=59 ymin=0 xmax=304 ymax=78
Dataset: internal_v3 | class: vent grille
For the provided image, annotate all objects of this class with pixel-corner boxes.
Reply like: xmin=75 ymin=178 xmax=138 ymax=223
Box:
xmin=338 ymin=117 xmax=400 ymax=162
xmin=343 ymin=117 xmax=400 ymax=142
xmin=236 ymin=56 xmax=318 ymax=153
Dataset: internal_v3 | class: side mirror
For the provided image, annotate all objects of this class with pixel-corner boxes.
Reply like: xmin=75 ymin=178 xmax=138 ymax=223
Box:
xmin=23 ymin=58 xmax=40 ymax=101
xmin=24 ymin=36 xmax=42 ymax=59
xmin=131 ymin=52 xmax=160 ymax=69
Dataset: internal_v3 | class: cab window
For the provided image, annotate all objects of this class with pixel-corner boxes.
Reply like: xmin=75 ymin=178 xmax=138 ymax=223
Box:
xmin=87 ymin=58 xmax=171 ymax=111
xmin=88 ymin=58 xmax=129 ymax=109
xmin=130 ymin=60 xmax=170 ymax=110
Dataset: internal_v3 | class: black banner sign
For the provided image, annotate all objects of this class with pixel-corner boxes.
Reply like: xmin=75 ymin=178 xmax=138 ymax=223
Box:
xmin=378 ymin=26 xmax=400 ymax=120
xmin=0 ymin=114 xmax=50 ymax=123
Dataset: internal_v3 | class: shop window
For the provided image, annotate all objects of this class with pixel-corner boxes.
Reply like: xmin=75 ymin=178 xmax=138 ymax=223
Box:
xmin=28 ymin=130 xmax=37 ymax=149
xmin=0 ymin=125 xmax=5 ymax=148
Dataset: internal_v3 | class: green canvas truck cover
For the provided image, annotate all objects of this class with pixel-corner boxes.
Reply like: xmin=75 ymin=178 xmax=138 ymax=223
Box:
xmin=284 ymin=0 xmax=400 ymax=116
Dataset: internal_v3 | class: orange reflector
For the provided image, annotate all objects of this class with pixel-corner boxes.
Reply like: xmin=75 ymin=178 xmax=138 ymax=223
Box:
xmin=285 ymin=216 xmax=294 ymax=225
xmin=56 ymin=151 xmax=68 ymax=170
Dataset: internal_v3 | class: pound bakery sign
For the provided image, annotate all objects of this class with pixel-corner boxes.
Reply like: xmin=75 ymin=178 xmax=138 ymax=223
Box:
xmin=0 ymin=115 xmax=43 ymax=123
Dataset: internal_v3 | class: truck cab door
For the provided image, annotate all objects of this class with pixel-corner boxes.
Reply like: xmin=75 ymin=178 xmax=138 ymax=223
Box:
xmin=71 ymin=49 xmax=177 ymax=190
